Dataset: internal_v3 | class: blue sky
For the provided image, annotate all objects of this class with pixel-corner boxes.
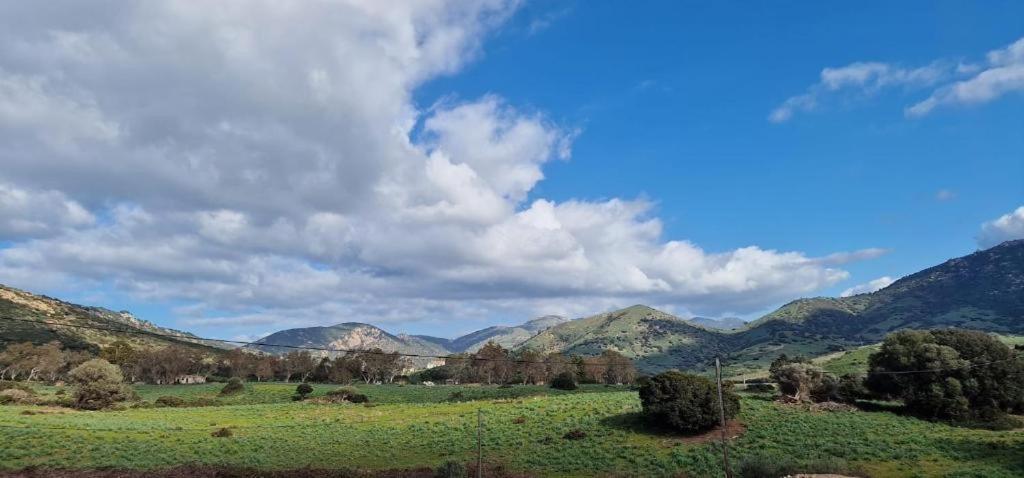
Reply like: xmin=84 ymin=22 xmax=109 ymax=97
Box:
xmin=420 ymin=0 xmax=1024 ymax=298
xmin=0 ymin=1 xmax=1021 ymax=340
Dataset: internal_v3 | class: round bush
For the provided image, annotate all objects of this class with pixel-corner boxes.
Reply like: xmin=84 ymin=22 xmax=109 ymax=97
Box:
xmin=294 ymin=382 xmax=314 ymax=400
xmin=346 ymin=393 xmax=369 ymax=403
xmin=155 ymin=395 xmax=186 ymax=407
xmin=549 ymin=371 xmax=578 ymax=391
xmin=68 ymin=359 xmax=135 ymax=410
xmin=638 ymin=371 xmax=739 ymax=433
xmin=219 ymin=377 xmax=245 ymax=396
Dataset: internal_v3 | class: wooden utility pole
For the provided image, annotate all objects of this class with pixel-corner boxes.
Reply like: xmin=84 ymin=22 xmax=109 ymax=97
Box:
xmin=715 ymin=357 xmax=733 ymax=478
xmin=477 ymin=408 xmax=483 ymax=478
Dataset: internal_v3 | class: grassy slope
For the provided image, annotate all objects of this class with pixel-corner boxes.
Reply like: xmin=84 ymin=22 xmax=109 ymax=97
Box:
xmin=2 ymin=384 xmax=1022 ymax=477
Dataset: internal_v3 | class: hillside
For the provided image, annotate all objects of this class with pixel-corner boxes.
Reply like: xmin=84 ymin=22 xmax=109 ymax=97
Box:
xmin=518 ymin=305 xmax=729 ymax=372
xmin=0 ymin=284 xmax=224 ymax=354
xmin=446 ymin=315 xmax=567 ymax=352
xmin=249 ymin=323 xmax=451 ymax=368
xmin=519 ymin=241 xmax=1024 ymax=374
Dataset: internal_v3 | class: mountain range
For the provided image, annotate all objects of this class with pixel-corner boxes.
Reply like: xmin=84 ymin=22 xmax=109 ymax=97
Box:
xmin=2 ymin=240 xmax=1022 ymax=375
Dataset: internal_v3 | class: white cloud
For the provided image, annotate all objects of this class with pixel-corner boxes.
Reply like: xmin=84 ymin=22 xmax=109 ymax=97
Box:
xmin=935 ymin=189 xmax=957 ymax=202
xmin=773 ymin=36 xmax=1024 ymax=121
xmin=771 ymin=62 xmax=948 ymax=122
xmin=840 ymin=276 xmax=895 ymax=297
xmin=0 ymin=0 xmax=885 ymax=335
xmin=907 ymin=37 xmax=1024 ymax=117
xmin=977 ymin=206 xmax=1024 ymax=249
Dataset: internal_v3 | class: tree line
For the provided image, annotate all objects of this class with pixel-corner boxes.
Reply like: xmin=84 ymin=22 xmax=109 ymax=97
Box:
xmin=418 ymin=342 xmax=637 ymax=385
xmin=0 ymin=339 xmax=638 ymax=386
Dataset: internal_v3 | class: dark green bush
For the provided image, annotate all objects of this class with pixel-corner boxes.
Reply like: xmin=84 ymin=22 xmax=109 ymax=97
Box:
xmin=638 ymin=371 xmax=739 ymax=433
xmin=549 ymin=372 xmax=577 ymax=391
xmin=434 ymin=460 xmax=465 ymax=478
xmin=219 ymin=377 xmax=245 ymax=396
xmin=347 ymin=393 xmax=369 ymax=403
xmin=155 ymin=396 xmax=186 ymax=407
xmin=744 ymin=383 xmax=775 ymax=394
xmin=867 ymin=329 xmax=1024 ymax=421
xmin=292 ymin=382 xmax=314 ymax=401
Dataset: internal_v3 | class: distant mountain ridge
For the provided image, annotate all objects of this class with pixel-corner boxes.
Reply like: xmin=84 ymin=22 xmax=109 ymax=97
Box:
xmin=687 ymin=316 xmax=747 ymax=331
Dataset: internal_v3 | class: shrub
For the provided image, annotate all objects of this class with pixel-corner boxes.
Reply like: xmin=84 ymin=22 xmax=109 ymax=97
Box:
xmin=867 ymin=329 xmax=1024 ymax=421
xmin=325 ymin=386 xmax=366 ymax=403
xmin=347 ymin=393 xmax=369 ymax=403
xmin=292 ymin=382 xmax=314 ymax=401
xmin=772 ymin=363 xmax=829 ymax=403
xmin=638 ymin=371 xmax=739 ymax=433
xmin=219 ymin=377 xmax=245 ymax=396
xmin=447 ymin=391 xmax=466 ymax=402
xmin=434 ymin=460 xmax=466 ymax=478
xmin=0 ymin=381 xmax=35 ymax=394
xmin=834 ymin=374 xmax=869 ymax=403
xmin=68 ymin=359 xmax=135 ymax=410
xmin=549 ymin=372 xmax=578 ymax=391
xmin=155 ymin=396 xmax=186 ymax=408
xmin=0 ymin=389 xmax=33 ymax=405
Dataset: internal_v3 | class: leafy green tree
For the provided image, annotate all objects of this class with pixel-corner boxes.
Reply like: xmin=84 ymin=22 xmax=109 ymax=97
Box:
xmin=68 ymin=359 xmax=135 ymax=410
xmin=867 ymin=329 xmax=1024 ymax=421
xmin=294 ymin=382 xmax=314 ymax=400
xmin=638 ymin=371 xmax=739 ymax=433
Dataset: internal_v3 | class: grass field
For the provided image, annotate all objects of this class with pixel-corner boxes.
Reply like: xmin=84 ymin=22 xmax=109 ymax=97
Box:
xmin=1 ymin=382 xmax=1022 ymax=477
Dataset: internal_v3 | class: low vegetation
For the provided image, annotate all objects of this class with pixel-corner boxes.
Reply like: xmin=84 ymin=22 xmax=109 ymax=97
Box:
xmin=638 ymin=371 xmax=739 ymax=433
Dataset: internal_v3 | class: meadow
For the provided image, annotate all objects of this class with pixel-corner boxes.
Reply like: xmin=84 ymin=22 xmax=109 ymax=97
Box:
xmin=1 ymin=382 xmax=1022 ymax=477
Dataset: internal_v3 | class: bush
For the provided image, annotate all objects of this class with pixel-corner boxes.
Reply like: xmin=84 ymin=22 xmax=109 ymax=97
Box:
xmin=68 ymin=359 xmax=135 ymax=410
xmin=292 ymin=382 xmax=314 ymax=401
xmin=866 ymin=329 xmax=1024 ymax=421
xmin=434 ymin=460 xmax=466 ymax=478
xmin=772 ymin=363 xmax=829 ymax=403
xmin=0 ymin=389 xmax=33 ymax=405
xmin=219 ymin=377 xmax=245 ymax=396
xmin=834 ymin=374 xmax=869 ymax=403
xmin=155 ymin=396 xmax=186 ymax=408
xmin=0 ymin=381 xmax=35 ymax=394
xmin=549 ymin=372 xmax=578 ymax=391
xmin=347 ymin=393 xmax=369 ymax=403
xmin=638 ymin=371 xmax=739 ymax=433
xmin=447 ymin=391 xmax=466 ymax=402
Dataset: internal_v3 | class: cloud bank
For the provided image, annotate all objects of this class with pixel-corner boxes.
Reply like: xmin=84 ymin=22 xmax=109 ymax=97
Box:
xmin=0 ymin=1 xmax=881 ymax=334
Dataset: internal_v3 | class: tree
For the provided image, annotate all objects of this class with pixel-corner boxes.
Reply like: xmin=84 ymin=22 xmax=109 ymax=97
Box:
xmin=68 ymin=359 xmax=135 ymax=410
xmin=516 ymin=349 xmax=546 ymax=385
xmin=294 ymin=382 xmax=314 ymax=400
xmin=768 ymin=353 xmax=811 ymax=379
xmin=280 ymin=351 xmax=316 ymax=383
xmin=253 ymin=356 xmax=277 ymax=382
xmin=473 ymin=342 xmax=511 ymax=385
xmin=772 ymin=363 xmax=828 ymax=403
xmin=600 ymin=350 xmax=637 ymax=385
xmin=867 ymin=329 xmax=1024 ymax=421
xmin=638 ymin=371 xmax=740 ymax=433
xmin=581 ymin=356 xmax=608 ymax=384
xmin=100 ymin=340 xmax=138 ymax=381
xmin=543 ymin=352 xmax=570 ymax=381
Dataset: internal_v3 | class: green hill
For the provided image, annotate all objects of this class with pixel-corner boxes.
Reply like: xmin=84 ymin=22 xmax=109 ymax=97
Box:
xmin=0 ymin=284 xmax=225 ymax=354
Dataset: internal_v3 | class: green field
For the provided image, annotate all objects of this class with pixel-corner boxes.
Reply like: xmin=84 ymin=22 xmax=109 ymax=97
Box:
xmin=1 ymin=383 xmax=1022 ymax=477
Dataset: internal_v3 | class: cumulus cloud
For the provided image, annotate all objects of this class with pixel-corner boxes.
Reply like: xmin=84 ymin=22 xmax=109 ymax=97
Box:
xmin=977 ymin=206 xmax=1024 ymax=249
xmin=0 ymin=0 xmax=883 ymax=335
xmin=772 ymin=36 xmax=1024 ymax=121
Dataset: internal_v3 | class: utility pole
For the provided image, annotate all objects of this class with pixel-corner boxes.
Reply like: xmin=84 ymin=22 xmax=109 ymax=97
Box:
xmin=477 ymin=408 xmax=483 ymax=478
xmin=715 ymin=357 xmax=733 ymax=478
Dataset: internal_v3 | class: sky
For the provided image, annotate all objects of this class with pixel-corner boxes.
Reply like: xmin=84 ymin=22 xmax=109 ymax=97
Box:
xmin=0 ymin=0 xmax=1022 ymax=341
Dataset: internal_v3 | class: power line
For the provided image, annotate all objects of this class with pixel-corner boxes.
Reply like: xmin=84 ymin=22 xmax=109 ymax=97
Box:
xmin=0 ymin=316 xmax=632 ymax=366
